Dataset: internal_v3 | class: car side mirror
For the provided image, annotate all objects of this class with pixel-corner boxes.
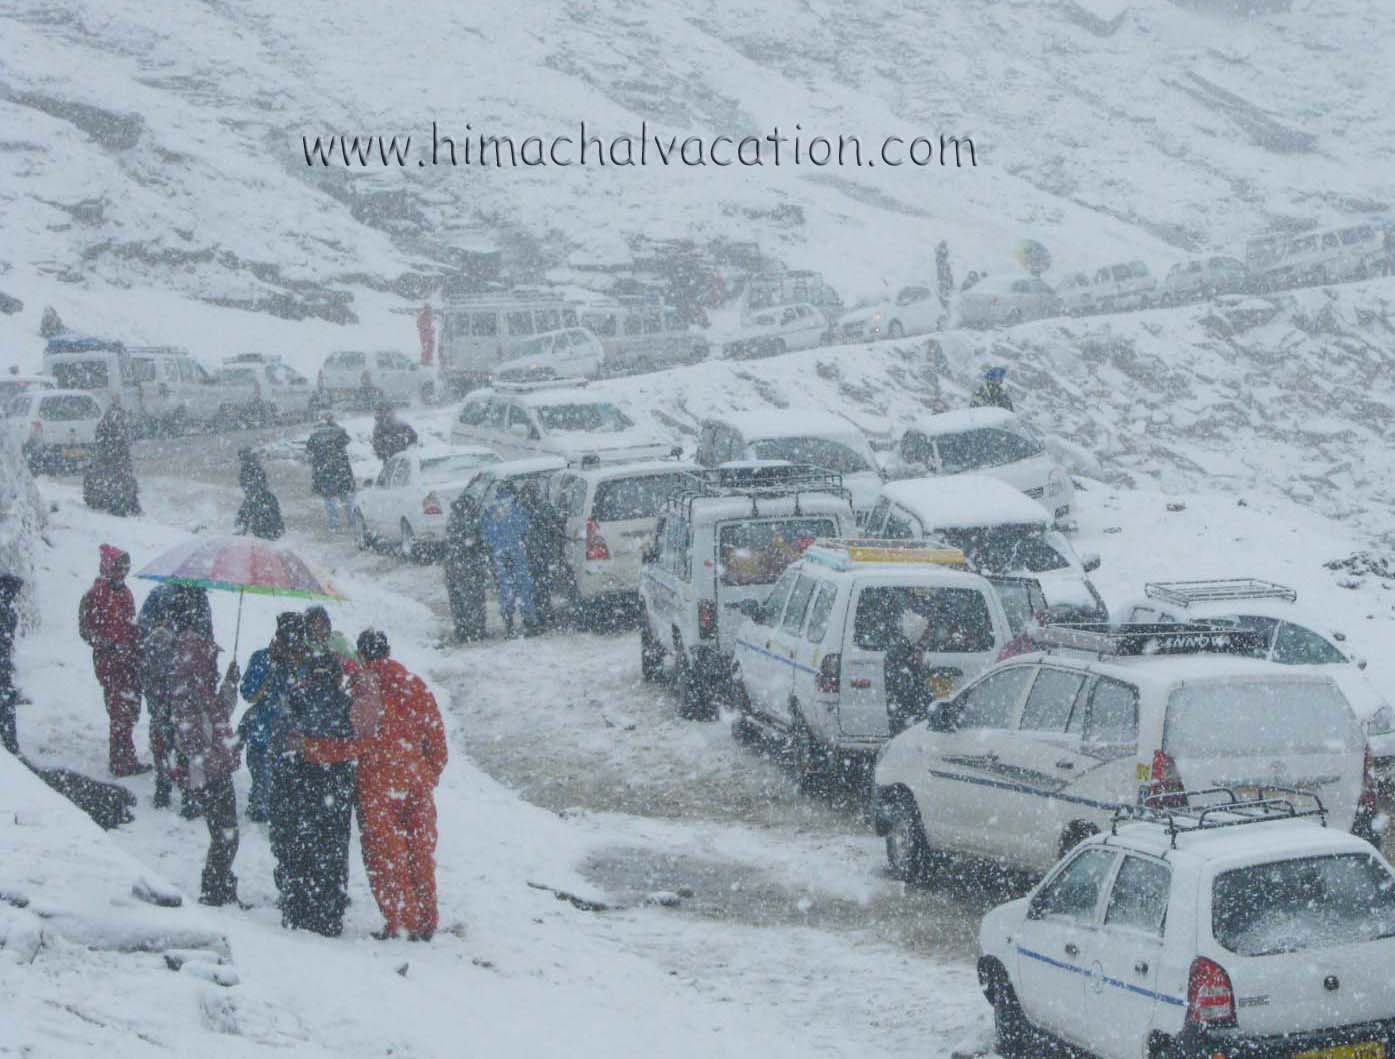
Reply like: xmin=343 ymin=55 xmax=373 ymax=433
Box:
xmin=1082 ymin=553 xmax=1102 ymax=573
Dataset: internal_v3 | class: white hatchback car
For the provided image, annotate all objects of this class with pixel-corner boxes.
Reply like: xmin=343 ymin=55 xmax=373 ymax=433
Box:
xmin=979 ymin=802 xmax=1395 ymax=1059
xmin=354 ymin=444 xmax=500 ymax=560
xmin=957 ymin=275 xmax=1061 ymax=329
xmin=834 ymin=284 xmax=941 ymax=343
xmin=319 ymin=350 xmax=424 ymax=407
xmin=883 ymin=408 xmax=1074 ymax=521
xmin=1161 ymin=256 xmax=1250 ymax=304
xmin=4 ymin=389 xmax=105 ymax=473
xmin=723 ymin=303 xmax=827 ymax=359
xmin=494 ymin=328 xmax=606 ymax=382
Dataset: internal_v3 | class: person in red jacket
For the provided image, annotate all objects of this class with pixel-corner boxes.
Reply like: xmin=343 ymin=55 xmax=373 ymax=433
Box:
xmin=306 ymin=629 xmax=447 ymax=940
xmin=79 ymin=545 xmax=149 ymax=777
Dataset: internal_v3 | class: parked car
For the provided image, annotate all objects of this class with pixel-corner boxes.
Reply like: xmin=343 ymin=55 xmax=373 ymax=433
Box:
xmin=3 ymin=389 xmax=104 ymax=473
xmin=354 ymin=444 xmax=501 ymax=560
xmin=722 ymin=303 xmax=827 ymax=359
xmin=451 ymin=381 xmax=673 ymax=465
xmin=835 ymin=285 xmax=940 ymax=343
xmin=318 ymin=350 xmax=424 ymax=407
xmin=732 ymin=539 xmax=1013 ymax=789
xmin=494 ymin=328 xmax=606 ymax=382
xmin=0 ymin=374 xmax=55 ymax=404
xmin=214 ymin=357 xmax=316 ymax=425
xmin=883 ymin=408 xmax=1074 ymax=521
xmin=548 ymin=458 xmax=697 ymax=620
xmin=638 ymin=464 xmax=858 ymax=719
xmin=1055 ymin=271 xmax=1097 ymax=317
xmin=873 ymin=622 xmax=1381 ymax=882
xmin=956 ymin=275 xmax=1061 ymax=329
xmin=866 ymin=475 xmax=1105 ymax=619
xmin=694 ymin=410 xmax=883 ymax=519
xmin=43 ymin=339 xmax=220 ymax=432
xmin=577 ymin=301 xmax=708 ymax=374
xmin=979 ymin=798 xmax=1395 ymax=1059
xmin=438 ymin=290 xmax=583 ymax=393
xmin=1161 ymin=255 xmax=1250 ymax=303
xmin=1247 ymin=224 xmax=1390 ymax=290
xmin=1124 ymin=578 xmax=1394 ymax=789
xmin=1087 ymin=260 xmax=1157 ymax=312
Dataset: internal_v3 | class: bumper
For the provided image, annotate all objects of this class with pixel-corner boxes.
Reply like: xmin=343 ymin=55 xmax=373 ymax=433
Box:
xmin=1171 ymin=1017 xmax=1395 ymax=1058
xmin=575 ymin=563 xmax=641 ymax=601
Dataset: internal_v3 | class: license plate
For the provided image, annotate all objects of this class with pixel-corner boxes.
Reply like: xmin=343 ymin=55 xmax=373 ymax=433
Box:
xmin=1296 ymin=1042 xmax=1386 ymax=1059
xmin=62 ymin=447 xmax=86 ymax=459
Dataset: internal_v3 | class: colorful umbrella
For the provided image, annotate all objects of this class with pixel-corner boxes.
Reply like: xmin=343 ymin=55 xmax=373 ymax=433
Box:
xmin=136 ymin=536 xmax=344 ymax=655
xmin=1013 ymin=238 xmax=1053 ymax=276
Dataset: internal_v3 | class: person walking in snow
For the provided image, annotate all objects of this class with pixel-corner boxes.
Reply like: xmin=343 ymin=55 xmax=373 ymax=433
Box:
xmin=139 ymin=583 xmax=212 ymax=813
xmin=443 ymin=490 xmax=489 ymax=642
xmin=518 ymin=479 xmax=562 ymax=629
xmin=234 ymin=448 xmax=284 ymax=541
xmin=480 ymin=481 xmax=539 ymax=637
xmin=79 ymin=545 xmax=149 ymax=777
xmin=0 ymin=573 xmax=23 ymax=755
xmin=306 ymin=414 xmax=356 ymax=532
xmin=970 ymin=365 xmax=1013 ymax=411
xmin=371 ymin=403 xmax=418 ymax=466
xmin=237 ymin=613 xmax=301 ymax=823
xmin=83 ymin=397 xmax=142 ymax=517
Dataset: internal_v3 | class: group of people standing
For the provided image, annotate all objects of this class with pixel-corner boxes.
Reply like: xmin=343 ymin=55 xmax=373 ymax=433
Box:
xmin=75 ymin=545 xmax=447 ymax=939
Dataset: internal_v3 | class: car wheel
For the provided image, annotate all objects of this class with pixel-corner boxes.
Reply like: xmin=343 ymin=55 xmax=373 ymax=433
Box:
xmin=883 ymin=789 xmax=934 ymax=881
xmin=989 ymin=973 xmax=1034 ymax=1059
xmin=790 ymin=708 xmax=831 ymax=796
xmin=355 ymin=512 xmax=373 ymax=551
xmin=676 ymin=646 xmax=715 ymax=721
xmin=887 ymin=320 xmax=905 ymax=339
xmin=400 ymin=519 xmax=418 ymax=562
xmin=639 ymin=617 xmax=665 ymax=682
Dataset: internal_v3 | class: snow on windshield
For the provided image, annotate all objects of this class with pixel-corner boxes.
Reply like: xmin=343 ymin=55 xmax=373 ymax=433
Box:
xmin=937 ymin=526 xmax=1069 ymax=573
xmin=535 ymin=402 xmax=633 ymax=433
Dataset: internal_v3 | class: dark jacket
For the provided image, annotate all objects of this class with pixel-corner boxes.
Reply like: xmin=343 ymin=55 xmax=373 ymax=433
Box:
xmin=969 ymin=381 xmax=1013 ymax=411
xmin=236 ymin=486 xmax=285 ymax=540
xmin=884 ymin=637 xmax=932 ymax=735
xmin=444 ymin=493 xmax=488 ymax=571
xmin=306 ymin=423 xmax=355 ymax=498
xmin=0 ymin=575 xmax=19 ymax=696
xmin=371 ymin=416 xmax=418 ymax=463
xmin=84 ymin=407 xmax=141 ymax=516
xmin=238 ymin=647 xmax=292 ymax=751
xmin=289 ymin=652 xmax=354 ymax=740
xmin=169 ymin=630 xmax=240 ymax=788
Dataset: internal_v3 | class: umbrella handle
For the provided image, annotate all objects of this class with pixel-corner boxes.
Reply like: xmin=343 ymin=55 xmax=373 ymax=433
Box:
xmin=233 ymin=588 xmax=244 ymax=662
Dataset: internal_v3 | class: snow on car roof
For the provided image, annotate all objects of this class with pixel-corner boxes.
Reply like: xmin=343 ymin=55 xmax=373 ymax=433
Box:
xmin=1108 ymin=818 xmax=1363 ymax=864
xmin=712 ymin=409 xmax=872 ymax=445
xmin=414 ymin=443 xmax=498 ymax=463
xmin=480 ymin=455 xmax=568 ymax=477
xmin=567 ymin=459 xmax=697 ymax=481
xmin=906 ymin=407 xmax=1020 ymax=435
xmin=1126 ymin=595 xmax=1306 ymax=623
xmin=1045 ymin=650 xmax=1347 ymax=692
xmin=881 ymin=474 xmax=1050 ymax=526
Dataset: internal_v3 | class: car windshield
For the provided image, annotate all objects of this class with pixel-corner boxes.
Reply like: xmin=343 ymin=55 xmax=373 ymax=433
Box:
xmin=222 ymin=369 xmax=257 ymax=385
xmin=937 ymin=526 xmax=1068 ymax=573
xmin=748 ymin=436 xmax=872 ymax=474
xmin=420 ymin=454 xmax=498 ymax=481
xmin=852 ymin=586 xmax=995 ymax=652
xmin=718 ymin=518 xmax=834 ymax=587
xmin=1164 ymin=680 xmax=1360 ymax=757
xmin=1213 ymin=854 xmax=1395 ymax=956
xmin=935 ymin=428 xmax=1042 ymax=473
xmin=592 ymin=473 xmax=690 ymax=522
xmin=534 ymin=402 xmax=633 ymax=433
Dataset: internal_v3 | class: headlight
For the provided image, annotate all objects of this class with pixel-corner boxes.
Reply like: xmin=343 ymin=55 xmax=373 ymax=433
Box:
xmin=1368 ymin=705 xmax=1394 ymax=736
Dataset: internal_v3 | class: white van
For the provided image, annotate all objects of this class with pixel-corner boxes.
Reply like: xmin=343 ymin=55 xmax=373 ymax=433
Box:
xmin=317 ymin=350 xmax=423 ymax=407
xmin=438 ymin=291 xmax=581 ymax=391
xmin=43 ymin=340 xmax=220 ymax=431
xmin=1247 ymin=224 xmax=1389 ymax=290
xmin=577 ymin=301 xmax=708 ymax=374
xmin=494 ymin=328 xmax=606 ymax=382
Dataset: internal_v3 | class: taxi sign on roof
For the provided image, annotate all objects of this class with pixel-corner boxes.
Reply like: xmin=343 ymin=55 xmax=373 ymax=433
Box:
xmin=804 ymin=538 xmax=967 ymax=570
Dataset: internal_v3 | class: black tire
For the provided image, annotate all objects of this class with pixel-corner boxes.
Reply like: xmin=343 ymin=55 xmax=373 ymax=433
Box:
xmin=676 ymin=647 xmax=715 ymax=721
xmin=640 ymin=619 xmax=665 ymax=682
xmin=989 ymin=974 xmax=1033 ymax=1059
xmin=883 ymin=790 xmax=933 ymax=881
xmin=790 ymin=710 xmax=830 ymax=796
xmin=354 ymin=512 xmax=373 ymax=551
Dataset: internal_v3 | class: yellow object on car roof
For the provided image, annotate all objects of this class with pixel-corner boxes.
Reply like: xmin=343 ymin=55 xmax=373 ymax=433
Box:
xmin=807 ymin=538 xmax=967 ymax=569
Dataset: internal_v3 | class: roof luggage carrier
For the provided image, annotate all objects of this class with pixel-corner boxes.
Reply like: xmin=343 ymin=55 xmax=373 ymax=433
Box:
xmin=1112 ymin=787 xmax=1328 ymax=847
xmin=803 ymin=539 xmax=968 ymax=571
xmin=664 ymin=463 xmax=852 ymax=521
xmin=1144 ymin=579 xmax=1298 ymax=607
xmin=1029 ymin=621 xmax=1269 ymax=659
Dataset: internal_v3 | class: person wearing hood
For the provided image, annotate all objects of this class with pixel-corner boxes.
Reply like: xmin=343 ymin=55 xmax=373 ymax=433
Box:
xmin=234 ymin=449 xmax=285 ymax=541
xmin=305 ymin=414 xmax=356 ymax=532
xmin=79 ymin=545 xmax=149 ymax=776
xmin=0 ymin=573 xmax=23 ymax=755
xmin=83 ymin=396 xmax=142 ymax=517
xmin=518 ymin=480 xmax=563 ymax=630
xmin=443 ymin=490 xmax=489 ymax=642
xmin=237 ymin=612 xmax=302 ymax=822
xmin=371 ymin=404 xmax=418 ymax=466
xmin=166 ymin=588 xmax=243 ymax=906
xmin=884 ymin=606 xmax=934 ymax=737
xmin=480 ymin=481 xmax=539 ymax=637
xmin=139 ymin=583 xmax=212 ymax=813
xmin=969 ymin=366 xmax=1013 ymax=411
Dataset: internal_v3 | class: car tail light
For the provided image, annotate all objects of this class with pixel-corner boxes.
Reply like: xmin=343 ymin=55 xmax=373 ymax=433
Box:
xmin=422 ymin=492 xmax=442 ymax=516
xmin=1186 ymin=957 xmax=1236 ymax=1028
xmin=585 ymin=519 xmax=610 ymax=561
xmin=816 ymin=653 xmax=841 ymax=694
xmin=1147 ymin=749 xmax=1186 ymax=808
xmin=697 ymin=599 xmax=717 ymax=640
xmin=29 ymin=420 xmax=43 ymax=439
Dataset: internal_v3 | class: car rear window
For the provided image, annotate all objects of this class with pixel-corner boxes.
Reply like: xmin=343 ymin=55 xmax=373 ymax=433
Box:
xmin=935 ymin=428 xmax=1042 ymax=473
xmin=592 ymin=473 xmax=689 ymax=522
xmin=718 ymin=518 xmax=833 ymax=587
xmin=534 ymin=402 xmax=632 ymax=433
xmin=38 ymin=395 xmax=101 ymax=421
xmin=51 ymin=360 xmax=108 ymax=390
xmin=851 ymin=586 xmax=995 ymax=652
xmin=748 ymin=436 xmax=873 ymax=474
xmin=1212 ymin=854 xmax=1395 ymax=956
xmin=1164 ymin=680 xmax=1361 ymax=758
xmin=329 ymin=352 xmax=365 ymax=370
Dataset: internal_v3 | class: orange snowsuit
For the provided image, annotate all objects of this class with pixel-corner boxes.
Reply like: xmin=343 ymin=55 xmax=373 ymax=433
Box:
xmin=304 ymin=657 xmax=448 ymax=937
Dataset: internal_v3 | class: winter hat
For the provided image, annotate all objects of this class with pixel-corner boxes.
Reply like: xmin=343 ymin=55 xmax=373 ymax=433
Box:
xmin=985 ymin=365 xmax=1007 ymax=382
xmin=899 ymin=608 xmax=930 ymax=644
xmin=356 ymin=629 xmax=389 ymax=662
xmin=99 ymin=544 xmax=129 ymax=579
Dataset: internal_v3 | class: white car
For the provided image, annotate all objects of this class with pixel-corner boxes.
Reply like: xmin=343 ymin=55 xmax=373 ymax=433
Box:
xmin=835 ymin=285 xmax=940 ymax=343
xmin=1055 ymin=271 xmax=1098 ymax=317
xmin=318 ymin=350 xmax=424 ymax=407
xmin=3 ymin=389 xmax=104 ymax=473
xmin=883 ymin=408 xmax=1075 ymax=521
xmin=495 ymin=328 xmax=606 ymax=382
xmin=451 ymin=382 xmax=673 ymax=465
xmin=873 ymin=623 xmax=1380 ymax=881
xmin=1125 ymin=578 xmax=1395 ymax=788
xmin=732 ymin=539 xmax=1013 ymax=790
xmin=354 ymin=444 xmax=500 ymax=560
xmin=638 ymin=464 xmax=858 ymax=720
xmin=866 ymin=475 xmax=1106 ymax=620
xmin=1161 ymin=255 xmax=1250 ymax=303
xmin=694 ymin=410 xmax=884 ymax=518
xmin=979 ymin=804 xmax=1395 ymax=1059
xmin=547 ymin=459 xmax=697 ymax=620
xmin=722 ymin=303 xmax=827 ymax=359
xmin=0 ymin=375 xmax=55 ymax=404
xmin=1086 ymin=260 xmax=1158 ymax=312
xmin=215 ymin=359 xmax=316 ymax=424
xmin=957 ymin=275 xmax=1061 ymax=329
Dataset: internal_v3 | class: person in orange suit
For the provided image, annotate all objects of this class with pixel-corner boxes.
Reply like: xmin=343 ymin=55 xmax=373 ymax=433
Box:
xmin=303 ymin=628 xmax=447 ymax=941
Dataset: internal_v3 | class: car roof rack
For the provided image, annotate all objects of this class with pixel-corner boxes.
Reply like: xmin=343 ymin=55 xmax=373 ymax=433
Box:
xmin=1028 ymin=621 xmax=1269 ymax=659
xmin=1144 ymin=579 xmax=1297 ymax=607
xmin=1112 ymin=787 xmax=1328 ymax=847
xmin=803 ymin=539 xmax=968 ymax=571
xmin=663 ymin=464 xmax=851 ymax=521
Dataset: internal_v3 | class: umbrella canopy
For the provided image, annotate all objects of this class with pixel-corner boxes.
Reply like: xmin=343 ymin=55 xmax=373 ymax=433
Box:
xmin=136 ymin=536 xmax=343 ymax=602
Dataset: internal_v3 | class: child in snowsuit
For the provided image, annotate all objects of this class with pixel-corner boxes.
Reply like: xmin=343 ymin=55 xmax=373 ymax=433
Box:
xmin=79 ymin=545 xmax=149 ymax=777
xmin=481 ymin=483 xmax=538 ymax=637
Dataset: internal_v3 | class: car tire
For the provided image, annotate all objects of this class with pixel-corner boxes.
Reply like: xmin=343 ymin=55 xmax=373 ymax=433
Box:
xmin=639 ymin=618 xmax=665 ymax=682
xmin=400 ymin=519 xmax=418 ymax=562
xmin=883 ymin=789 xmax=934 ymax=881
xmin=790 ymin=708 xmax=830 ymax=796
xmin=887 ymin=320 xmax=904 ymax=339
xmin=988 ymin=973 xmax=1034 ymax=1059
xmin=676 ymin=646 xmax=715 ymax=721
xmin=355 ymin=512 xmax=373 ymax=551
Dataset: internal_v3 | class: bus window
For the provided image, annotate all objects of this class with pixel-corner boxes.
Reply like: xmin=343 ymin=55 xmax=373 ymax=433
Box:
xmin=506 ymin=312 xmax=534 ymax=337
xmin=470 ymin=312 xmax=499 ymax=337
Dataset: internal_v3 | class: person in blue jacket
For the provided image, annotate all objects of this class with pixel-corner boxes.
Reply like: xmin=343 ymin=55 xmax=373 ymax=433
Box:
xmin=237 ymin=612 xmax=302 ymax=822
xmin=480 ymin=481 xmax=539 ymax=637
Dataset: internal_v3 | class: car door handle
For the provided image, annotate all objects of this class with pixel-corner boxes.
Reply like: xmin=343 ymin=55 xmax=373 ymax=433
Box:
xmin=1055 ymin=760 xmax=1075 ymax=770
xmin=1134 ymin=960 xmax=1149 ymax=976
xmin=1064 ymin=943 xmax=1079 ymax=958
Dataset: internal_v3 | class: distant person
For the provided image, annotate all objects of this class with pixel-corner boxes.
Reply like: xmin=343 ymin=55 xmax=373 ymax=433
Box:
xmin=970 ymin=366 xmax=1013 ymax=411
xmin=79 ymin=545 xmax=148 ymax=777
xmin=885 ymin=607 xmax=932 ymax=736
xmin=234 ymin=448 xmax=285 ymax=541
xmin=480 ymin=482 xmax=539 ymax=637
xmin=306 ymin=414 xmax=356 ymax=532
xmin=0 ymin=573 xmax=22 ymax=755
xmin=84 ymin=396 xmax=141 ymax=517
xmin=371 ymin=404 xmax=418 ymax=465
xmin=518 ymin=480 xmax=563 ymax=629
xmin=443 ymin=490 xmax=489 ymax=642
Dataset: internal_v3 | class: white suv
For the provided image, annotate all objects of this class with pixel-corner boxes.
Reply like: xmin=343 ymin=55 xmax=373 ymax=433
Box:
xmin=638 ymin=465 xmax=857 ymax=720
xmin=873 ymin=623 xmax=1380 ymax=880
xmin=979 ymin=800 xmax=1395 ymax=1059
xmin=732 ymin=540 xmax=1013 ymax=791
